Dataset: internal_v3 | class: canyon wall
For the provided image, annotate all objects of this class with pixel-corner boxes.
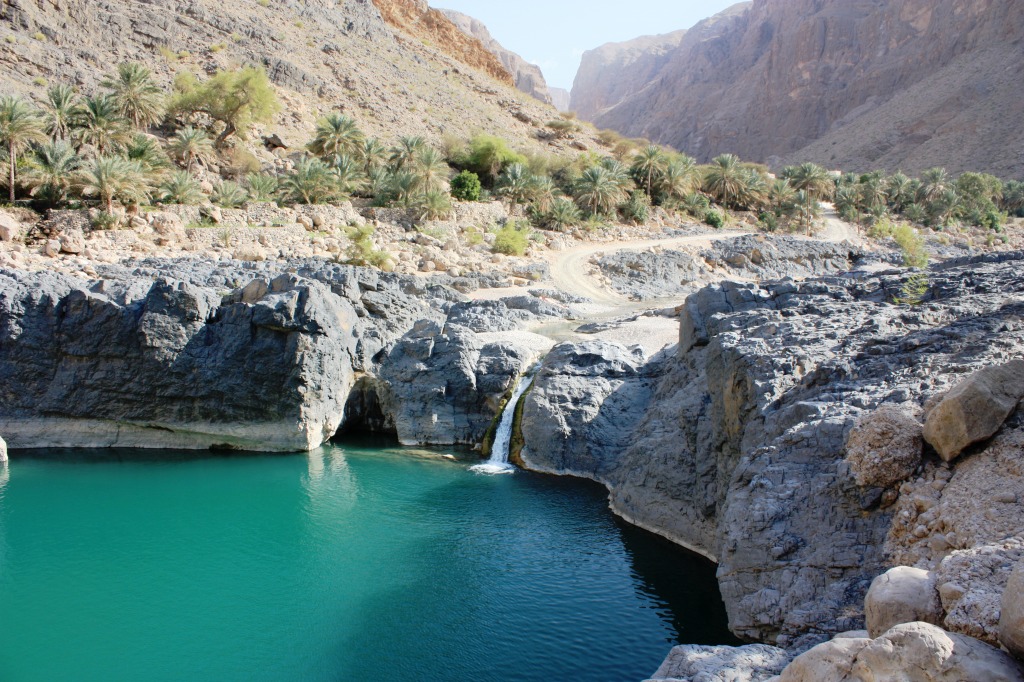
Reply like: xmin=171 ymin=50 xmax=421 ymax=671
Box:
xmin=574 ymin=0 xmax=1024 ymax=176
xmin=440 ymin=8 xmax=552 ymax=105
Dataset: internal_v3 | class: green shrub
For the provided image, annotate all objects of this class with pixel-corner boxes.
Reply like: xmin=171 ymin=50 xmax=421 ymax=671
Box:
xmin=345 ymin=225 xmax=391 ymax=268
xmin=463 ymin=134 xmax=527 ymax=181
xmin=892 ymin=223 xmax=928 ymax=268
xmin=91 ymin=211 xmax=120 ymax=230
xmin=492 ymin=221 xmax=530 ymax=256
xmin=450 ymin=170 xmax=481 ymax=201
xmin=894 ymin=273 xmax=929 ymax=305
xmin=758 ymin=211 xmax=779 ymax=232
xmin=704 ymin=210 xmax=725 ymax=229
xmin=211 ymin=180 xmax=248 ymax=208
xmin=418 ymin=189 xmax=452 ymax=220
xmin=245 ymin=173 xmax=278 ymax=202
xmin=620 ymin=190 xmax=650 ymax=225
xmin=867 ymin=215 xmax=897 ymax=239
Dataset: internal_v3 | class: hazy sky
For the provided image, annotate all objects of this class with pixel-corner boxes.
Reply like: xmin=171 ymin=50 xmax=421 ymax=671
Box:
xmin=435 ymin=1 xmax=742 ymax=92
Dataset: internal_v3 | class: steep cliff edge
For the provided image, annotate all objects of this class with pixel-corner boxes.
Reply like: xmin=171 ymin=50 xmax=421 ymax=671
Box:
xmin=576 ymin=0 xmax=1024 ymax=176
xmin=569 ymin=28 xmax=688 ymax=122
xmin=519 ymin=253 xmax=1024 ymax=648
xmin=440 ymin=8 xmax=552 ymax=105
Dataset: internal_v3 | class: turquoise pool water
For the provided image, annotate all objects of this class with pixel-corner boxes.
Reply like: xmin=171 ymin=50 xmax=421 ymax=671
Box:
xmin=0 ymin=442 xmax=735 ymax=681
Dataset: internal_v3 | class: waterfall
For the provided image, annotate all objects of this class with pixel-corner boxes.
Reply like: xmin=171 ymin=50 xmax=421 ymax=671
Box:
xmin=470 ymin=366 xmax=538 ymax=475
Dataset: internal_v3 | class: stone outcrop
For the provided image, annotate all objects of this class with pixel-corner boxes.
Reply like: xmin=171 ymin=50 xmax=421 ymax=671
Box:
xmin=570 ymin=28 xmax=689 ymax=122
xmin=595 ymin=236 xmax=865 ymax=301
xmin=577 ymin=0 xmax=1024 ymax=177
xmin=922 ymin=360 xmax=1024 ymax=461
xmin=0 ymin=270 xmax=358 ymax=451
xmin=440 ymin=9 xmax=552 ymax=105
xmin=778 ymin=622 xmax=1024 ymax=682
xmin=645 ymin=643 xmax=790 ymax=682
xmin=0 ymin=211 xmax=21 ymax=242
xmin=518 ymin=253 xmax=1024 ymax=648
xmin=864 ymin=567 xmax=942 ymax=637
xmin=845 ymin=406 xmax=923 ymax=489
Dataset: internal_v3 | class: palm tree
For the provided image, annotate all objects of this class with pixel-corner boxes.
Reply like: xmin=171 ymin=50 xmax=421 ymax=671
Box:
xmin=768 ymin=178 xmax=796 ymax=216
xmin=573 ymin=165 xmax=628 ymax=217
xmin=543 ymin=197 xmax=581 ymax=231
xmin=24 ymin=141 xmax=80 ymax=205
xmin=794 ymin=189 xmax=821 ymax=235
xmin=917 ymin=167 xmax=949 ymax=204
xmin=630 ymin=145 xmax=667 ymax=197
xmin=495 ymin=162 xmax=532 ymax=212
xmin=42 ymin=84 xmax=81 ymax=142
xmin=168 ymin=126 xmax=215 ymax=172
xmin=0 ymin=95 xmax=47 ymax=203
xmin=702 ymin=153 xmax=745 ymax=210
xmin=858 ymin=178 xmax=888 ymax=218
xmin=526 ymin=174 xmax=559 ymax=213
xmin=599 ymin=157 xmax=633 ymax=190
xmin=785 ymin=162 xmax=834 ymax=201
xmin=76 ymin=155 xmax=151 ymax=212
xmin=160 ymin=170 xmax=205 ymax=205
xmin=1002 ymin=180 xmax=1024 ymax=216
xmin=328 ymin=154 xmax=366 ymax=195
xmin=389 ymin=135 xmax=426 ymax=171
xmin=928 ymin=188 xmax=961 ymax=227
xmin=359 ymin=137 xmax=387 ymax=174
xmin=655 ymin=155 xmax=699 ymax=205
xmin=308 ymin=113 xmax=364 ymax=159
xmin=245 ymin=173 xmax=278 ymax=202
xmin=101 ymin=63 xmax=164 ymax=129
xmin=737 ymin=168 xmax=769 ymax=211
xmin=125 ymin=135 xmax=170 ymax=179
xmin=211 ymin=180 xmax=248 ymax=208
xmin=281 ymin=157 xmax=339 ymax=204
xmin=885 ymin=172 xmax=914 ymax=212
xmin=411 ymin=147 xmax=448 ymax=194
xmin=74 ymin=94 xmax=131 ymax=155
xmin=388 ymin=170 xmax=421 ymax=209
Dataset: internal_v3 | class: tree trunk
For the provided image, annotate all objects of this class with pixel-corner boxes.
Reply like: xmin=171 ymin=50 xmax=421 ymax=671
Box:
xmin=215 ymin=121 xmax=236 ymax=150
xmin=8 ymin=143 xmax=15 ymax=204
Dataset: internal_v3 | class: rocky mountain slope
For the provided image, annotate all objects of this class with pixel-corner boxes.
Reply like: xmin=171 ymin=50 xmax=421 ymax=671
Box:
xmin=0 ymin=0 xmax=569 ymax=152
xmin=439 ymin=8 xmax=553 ymax=105
xmin=569 ymin=27 xmax=689 ymax=123
xmin=574 ymin=0 xmax=1024 ymax=177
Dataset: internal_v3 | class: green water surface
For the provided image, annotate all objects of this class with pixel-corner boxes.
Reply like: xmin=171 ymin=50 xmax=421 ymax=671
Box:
xmin=0 ymin=443 xmax=734 ymax=681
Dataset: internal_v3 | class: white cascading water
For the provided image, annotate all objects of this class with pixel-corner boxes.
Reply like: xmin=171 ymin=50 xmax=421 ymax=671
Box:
xmin=470 ymin=367 xmax=538 ymax=475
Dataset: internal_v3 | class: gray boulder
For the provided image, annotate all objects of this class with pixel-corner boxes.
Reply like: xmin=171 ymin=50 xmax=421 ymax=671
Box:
xmin=0 ymin=211 xmax=22 ymax=241
xmin=845 ymin=405 xmax=923 ymax=488
xmin=1001 ymin=561 xmax=1024 ymax=660
xmin=373 ymin=321 xmax=543 ymax=446
xmin=923 ymin=360 xmax=1024 ymax=461
xmin=780 ymin=622 xmax=1024 ymax=681
xmin=865 ymin=566 xmax=942 ymax=637
xmin=645 ymin=643 xmax=790 ymax=682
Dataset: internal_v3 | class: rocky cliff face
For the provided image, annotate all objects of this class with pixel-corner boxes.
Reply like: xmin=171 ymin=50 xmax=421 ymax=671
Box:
xmin=569 ymin=28 xmax=689 ymax=123
xmin=548 ymin=87 xmax=570 ymax=113
xmin=440 ymin=8 xmax=552 ymax=105
xmin=518 ymin=253 xmax=1024 ymax=648
xmin=578 ymin=0 xmax=1024 ymax=176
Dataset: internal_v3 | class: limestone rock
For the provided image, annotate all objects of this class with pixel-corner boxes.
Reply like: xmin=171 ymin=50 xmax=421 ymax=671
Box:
xmin=0 ymin=211 xmax=21 ymax=241
xmin=855 ymin=622 xmax=1024 ymax=682
xmin=923 ymin=360 xmax=1024 ymax=461
xmin=778 ymin=635 xmax=872 ymax=682
xmin=845 ymin=405 xmax=923 ymax=488
xmin=645 ymin=643 xmax=790 ymax=682
xmin=780 ymin=623 xmax=1024 ymax=681
xmin=59 ymin=229 xmax=86 ymax=254
xmin=865 ymin=567 xmax=942 ymax=637
xmin=44 ymin=239 xmax=61 ymax=257
xmin=0 ymin=434 xmax=7 ymax=463
xmin=1000 ymin=561 xmax=1024 ymax=660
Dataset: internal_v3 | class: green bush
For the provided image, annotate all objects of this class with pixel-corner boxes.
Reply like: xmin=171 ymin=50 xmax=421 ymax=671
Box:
xmin=492 ymin=221 xmax=530 ymax=256
xmin=620 ymin=190 xmax=650 ymax=225
xmin=892 ymin=223 xmax=928 ymax=268
xmin=704 ymin=210 xmax=725 ymax=229
xmin=345 ymin=225 xmax=391 ymax=268
xmin=450 ymin=170 xmax=481 ymax=201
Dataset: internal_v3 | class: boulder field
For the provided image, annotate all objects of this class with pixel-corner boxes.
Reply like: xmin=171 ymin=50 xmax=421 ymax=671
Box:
xmin=2 ymin=249 xmax=1023 ymax=680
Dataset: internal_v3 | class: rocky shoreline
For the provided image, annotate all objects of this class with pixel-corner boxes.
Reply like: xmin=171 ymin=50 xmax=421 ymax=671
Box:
xmin=2 ymin=237 xmax=1023 ymax=680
